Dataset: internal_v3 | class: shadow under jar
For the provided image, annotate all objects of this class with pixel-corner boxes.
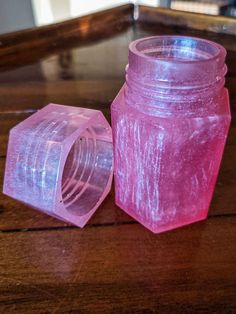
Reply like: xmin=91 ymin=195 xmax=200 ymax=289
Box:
xmin=111 ymin=36 xmax=231 ymax=233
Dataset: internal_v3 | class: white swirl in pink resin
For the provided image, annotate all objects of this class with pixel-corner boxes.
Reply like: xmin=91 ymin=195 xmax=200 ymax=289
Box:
xmin=111 ymin=36 xmax=231 ymax=233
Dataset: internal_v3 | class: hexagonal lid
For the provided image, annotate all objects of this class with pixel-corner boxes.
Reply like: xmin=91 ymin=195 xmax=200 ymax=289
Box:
xmin=3 ymin=103 xmax=113 ymax=227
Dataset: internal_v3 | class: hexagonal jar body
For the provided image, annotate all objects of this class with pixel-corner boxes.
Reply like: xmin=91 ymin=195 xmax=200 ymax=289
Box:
xmin=3 ymin=104 xmax=113 ymax=227
xmin=111 ymin=36 xmax=231 ymax=233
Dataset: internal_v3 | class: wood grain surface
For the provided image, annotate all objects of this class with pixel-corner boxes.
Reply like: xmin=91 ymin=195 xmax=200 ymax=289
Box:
xmin=0 ymin=4 xmax=134 ymax=71
xmin=0 ymin=220 xmax=235 ymax=313
xmin=0 ymin=5 xmax=235 ymax=313
xmin=139 ymin=5 xmax=236 ymax=36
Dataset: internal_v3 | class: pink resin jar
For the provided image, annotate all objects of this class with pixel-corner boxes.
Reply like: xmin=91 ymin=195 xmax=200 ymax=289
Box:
xmin=111 ymin=36 xmax=231 ymax=233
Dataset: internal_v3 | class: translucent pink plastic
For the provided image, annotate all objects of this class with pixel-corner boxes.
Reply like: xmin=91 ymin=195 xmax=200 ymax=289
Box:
xmin=111 ymin=36 xmax=231 ymax=233
xmin=3 ymin=103 xmax=113 ymax=227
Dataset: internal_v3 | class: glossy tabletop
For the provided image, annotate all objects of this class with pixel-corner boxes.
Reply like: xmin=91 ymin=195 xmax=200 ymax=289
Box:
xmin=0 ymin=5 xmax=235 ymax=313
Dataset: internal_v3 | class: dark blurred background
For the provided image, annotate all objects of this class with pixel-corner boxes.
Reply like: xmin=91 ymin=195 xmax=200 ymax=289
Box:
xmin=0 ymin=0 xmax=235 ymax=35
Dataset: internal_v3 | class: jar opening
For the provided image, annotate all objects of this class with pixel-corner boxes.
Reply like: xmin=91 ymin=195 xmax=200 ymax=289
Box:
xmin=127 ymin=36 xmax=227 ymax=91
xmin=132 ymin=36 xmax=224 ymax=63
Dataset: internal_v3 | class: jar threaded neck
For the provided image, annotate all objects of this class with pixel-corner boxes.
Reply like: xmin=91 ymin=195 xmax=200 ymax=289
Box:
xmin=125 ymin=36 xmax=227 ymax=113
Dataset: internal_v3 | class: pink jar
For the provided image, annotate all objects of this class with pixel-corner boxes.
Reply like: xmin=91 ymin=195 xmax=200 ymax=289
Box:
xmin=111 ymin=36 xmax=231 ymax=233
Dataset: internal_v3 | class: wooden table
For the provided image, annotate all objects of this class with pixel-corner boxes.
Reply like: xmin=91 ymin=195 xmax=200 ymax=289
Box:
xmin=0 ymin=5 xmax=235 ymax=313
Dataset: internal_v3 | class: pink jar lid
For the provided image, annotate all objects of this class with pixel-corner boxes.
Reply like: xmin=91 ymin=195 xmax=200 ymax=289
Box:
xmin=3 ymin=103 xmax=113 ymax=227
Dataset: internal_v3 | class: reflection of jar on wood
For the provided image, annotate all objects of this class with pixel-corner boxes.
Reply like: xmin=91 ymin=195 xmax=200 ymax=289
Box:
xmin=111 ymin=36 xmax=231 ymax=233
